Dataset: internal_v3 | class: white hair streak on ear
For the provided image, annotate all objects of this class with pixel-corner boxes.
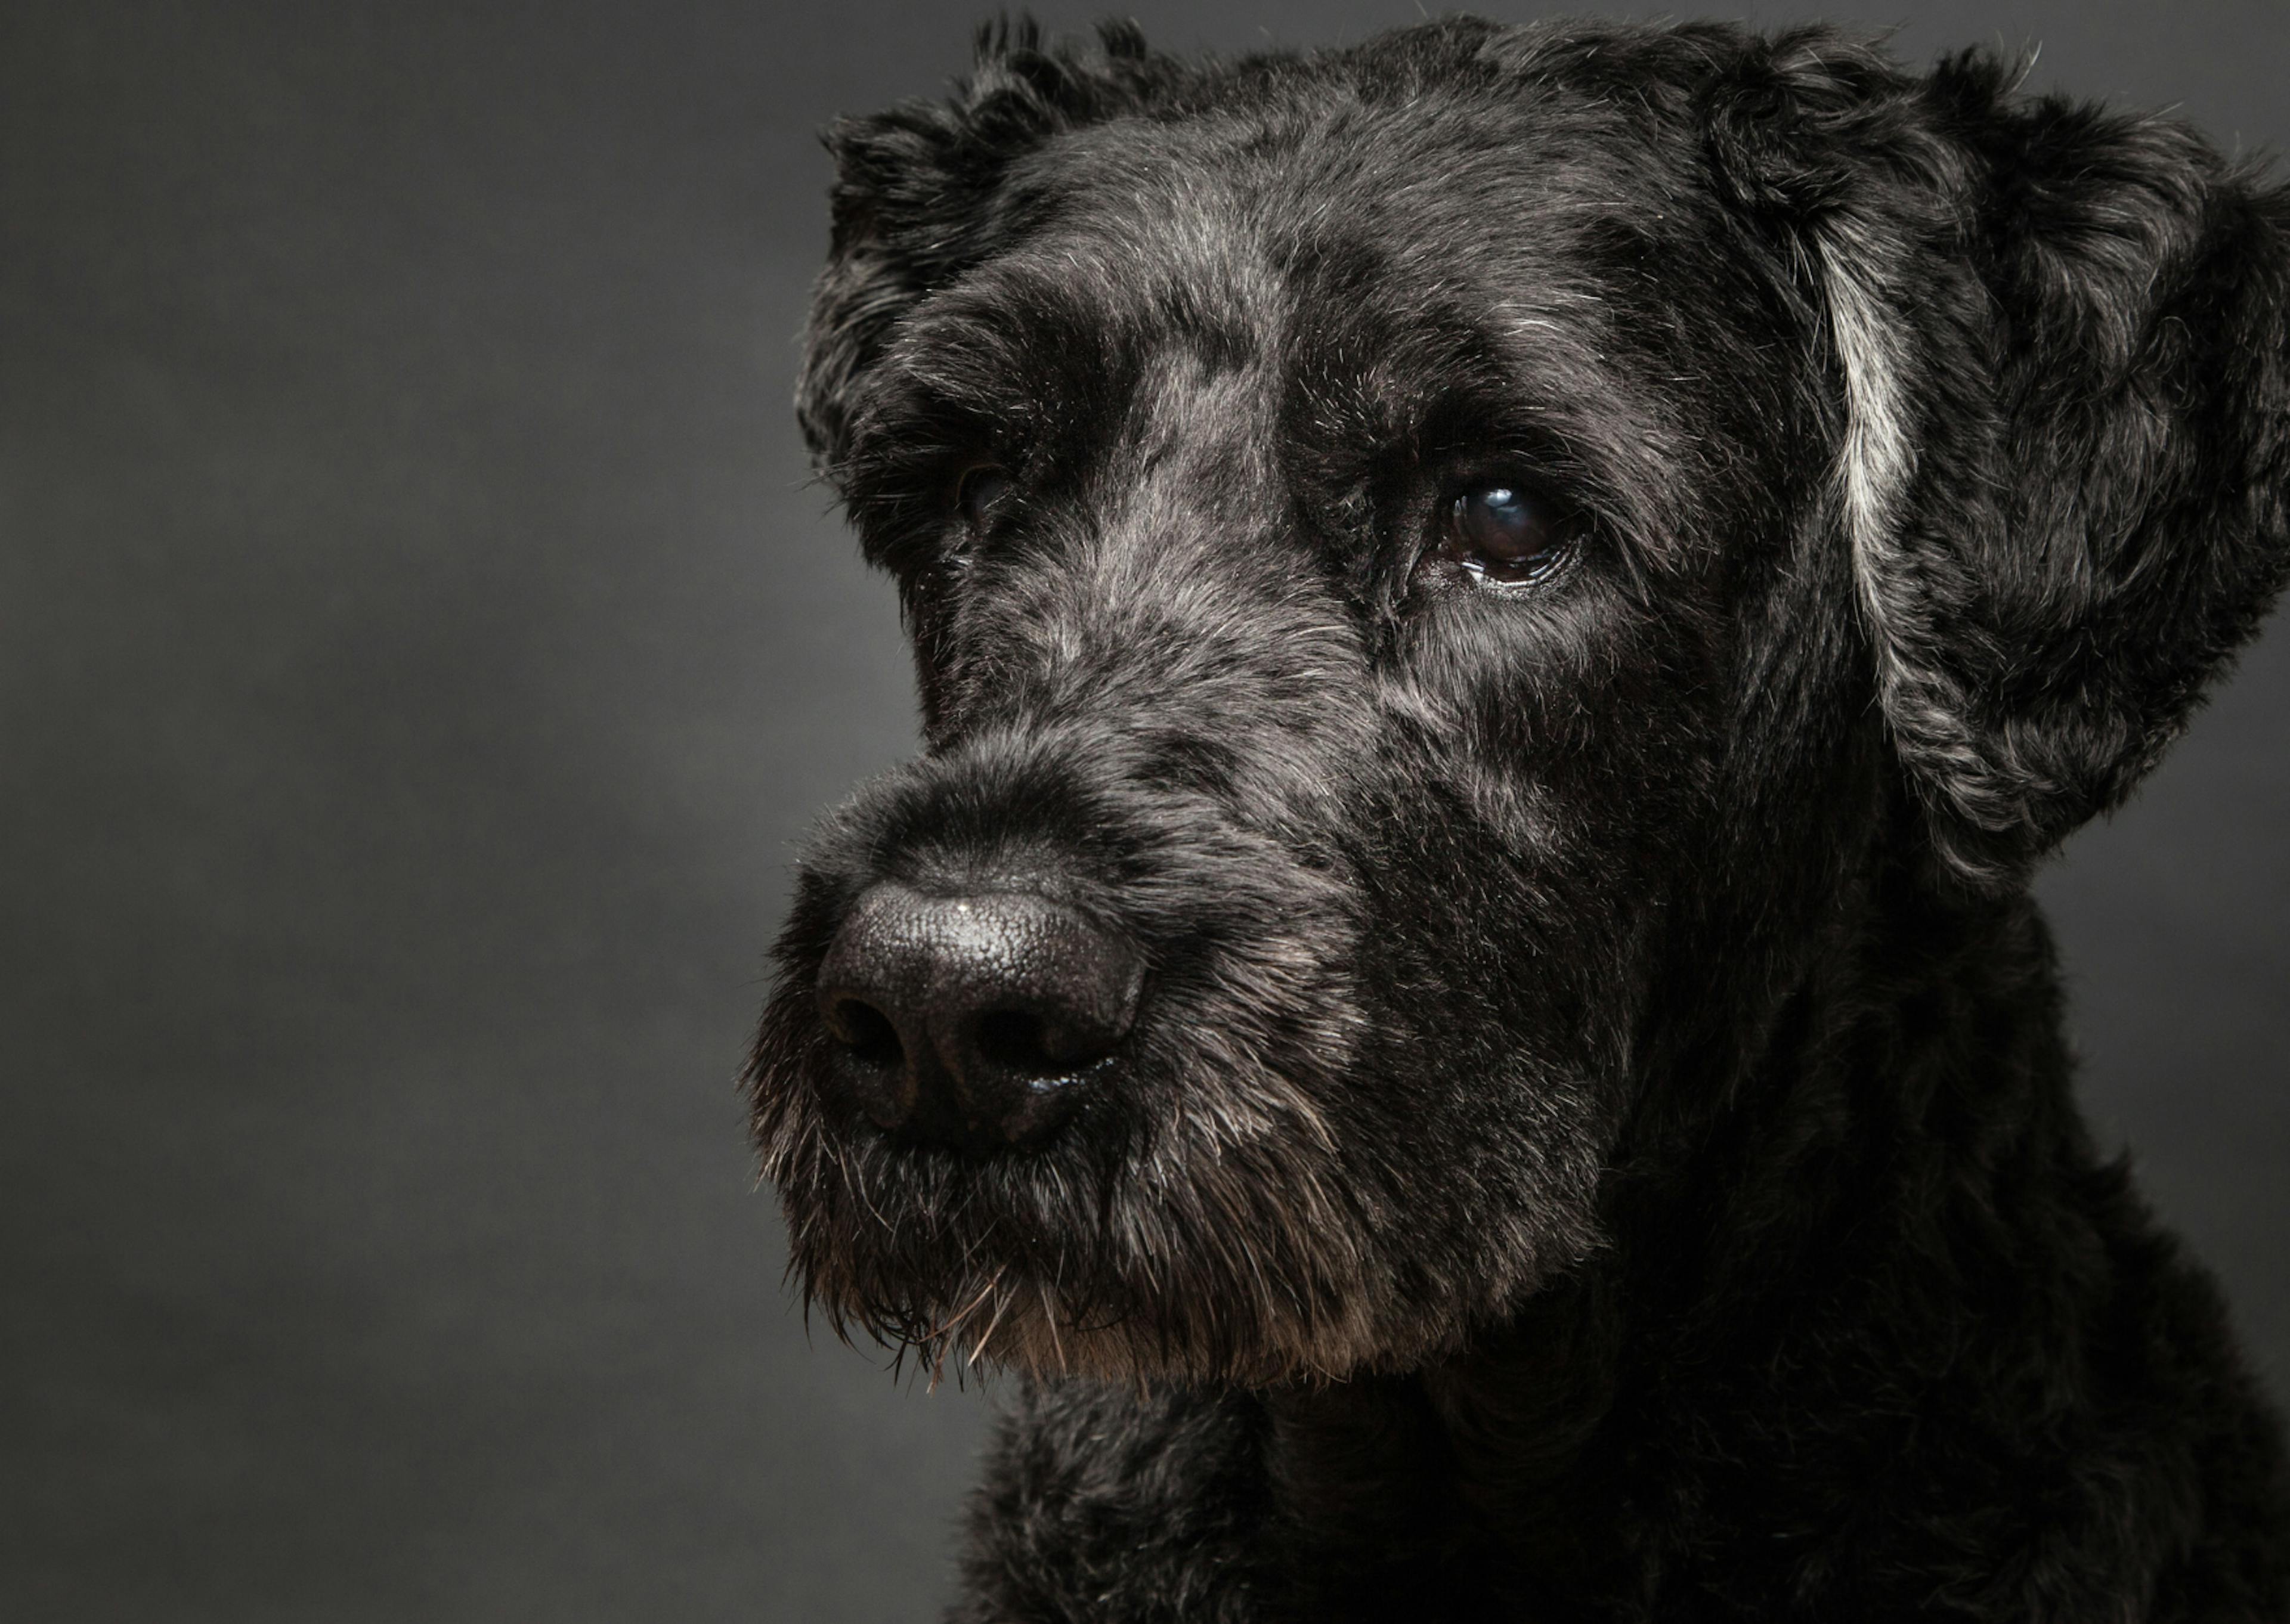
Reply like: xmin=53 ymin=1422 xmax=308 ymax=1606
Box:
xmin=1812 ymin=216 xmax=1913 ymax=572
xmin=1812 ymin=210 xmax=2023 ymax=880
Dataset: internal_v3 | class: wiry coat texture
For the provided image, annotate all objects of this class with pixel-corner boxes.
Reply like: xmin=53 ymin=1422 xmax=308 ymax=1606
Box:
xmin=750 ymin=17 xmax=2290 ymax=1620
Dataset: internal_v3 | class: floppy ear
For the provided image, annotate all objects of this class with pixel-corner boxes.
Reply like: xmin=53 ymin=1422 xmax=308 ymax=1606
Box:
xmin=1708 ymin=33 xmax=2290 ymax=885
xmin=796 ymin=18 xmax=1177 ymax=474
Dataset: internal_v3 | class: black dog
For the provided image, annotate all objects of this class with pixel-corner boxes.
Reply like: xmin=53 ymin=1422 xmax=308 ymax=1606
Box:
xmin=749 ymin=17 xmax=2290 ymax=1619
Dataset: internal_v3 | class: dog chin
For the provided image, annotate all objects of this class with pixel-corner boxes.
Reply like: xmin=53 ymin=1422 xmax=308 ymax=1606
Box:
xmin=799 ymin=1238 xmax=1507 ymax=1390
xmin=981 ymin=1298 xmax=1397 ymax=1389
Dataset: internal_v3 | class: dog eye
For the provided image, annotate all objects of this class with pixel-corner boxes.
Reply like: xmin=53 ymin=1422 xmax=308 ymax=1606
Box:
xmin=955 ymin=465 xmax=1014 ymax=531
xmin=1440 ymin=484 xmax=1571 ymax=583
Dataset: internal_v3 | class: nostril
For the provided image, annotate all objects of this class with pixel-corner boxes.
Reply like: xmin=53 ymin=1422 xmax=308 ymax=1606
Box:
xmin=815 ymin=882 xmax=1143 ymax=1152
xmin=973 ymin=1009 xmax=1063 ymax=1078
xmin=828 ymin=998 xmax=903 ymax=1071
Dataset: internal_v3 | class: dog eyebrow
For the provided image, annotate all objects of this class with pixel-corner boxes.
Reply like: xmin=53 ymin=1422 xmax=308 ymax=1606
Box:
xmin=874 ymin=289 xmax=1106 ymax=419
xmin=1272 ymin=265 xmax=1700 ymax=589
xmin=847 ymin=227 xmax=1279 ymax=481
xmin=838 ymin=270 xmax=1132 ymax=477
xmin=852 ymin=184 xmax=1720 ymax=599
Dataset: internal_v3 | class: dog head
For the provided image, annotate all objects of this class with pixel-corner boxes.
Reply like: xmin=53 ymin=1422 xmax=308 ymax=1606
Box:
xmin=750 ymin=18 xmax=2289 ymax=1386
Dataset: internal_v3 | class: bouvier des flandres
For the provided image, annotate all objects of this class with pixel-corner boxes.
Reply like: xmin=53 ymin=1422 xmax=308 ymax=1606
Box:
xmin=748 ymin=17 xmax=2290 ymax=1619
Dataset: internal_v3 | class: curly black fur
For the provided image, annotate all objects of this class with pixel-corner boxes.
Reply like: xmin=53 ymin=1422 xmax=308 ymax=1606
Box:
xmin=749 ymin=17 xmax=2290 ymax=1620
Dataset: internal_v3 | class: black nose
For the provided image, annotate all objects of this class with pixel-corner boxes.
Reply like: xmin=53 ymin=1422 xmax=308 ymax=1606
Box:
xmin=815 ymin=884 xmax=1143 ymax=1153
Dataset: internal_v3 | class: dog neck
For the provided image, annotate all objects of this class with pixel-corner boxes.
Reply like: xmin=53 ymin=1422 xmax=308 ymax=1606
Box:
xmin=1264 ymin=867 xmax=2099 ymax=1600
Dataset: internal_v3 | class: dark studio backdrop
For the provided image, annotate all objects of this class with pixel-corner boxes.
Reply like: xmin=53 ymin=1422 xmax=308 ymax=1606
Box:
xmin=3 ymin=1 xmax=2285 ymax=1618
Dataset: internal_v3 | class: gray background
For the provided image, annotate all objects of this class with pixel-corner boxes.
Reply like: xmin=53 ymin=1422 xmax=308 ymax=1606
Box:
xmin=2 ymin=2 xmax=2283 ymax=1619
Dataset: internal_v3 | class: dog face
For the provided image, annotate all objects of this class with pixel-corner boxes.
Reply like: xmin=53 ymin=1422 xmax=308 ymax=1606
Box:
xmin=750 ymin=20 xmax=2290 ymax=1386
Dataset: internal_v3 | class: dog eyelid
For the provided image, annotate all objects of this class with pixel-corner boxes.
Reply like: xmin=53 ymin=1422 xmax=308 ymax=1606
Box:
xmin=955 ymin=464 xmax=1015 ymax=532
